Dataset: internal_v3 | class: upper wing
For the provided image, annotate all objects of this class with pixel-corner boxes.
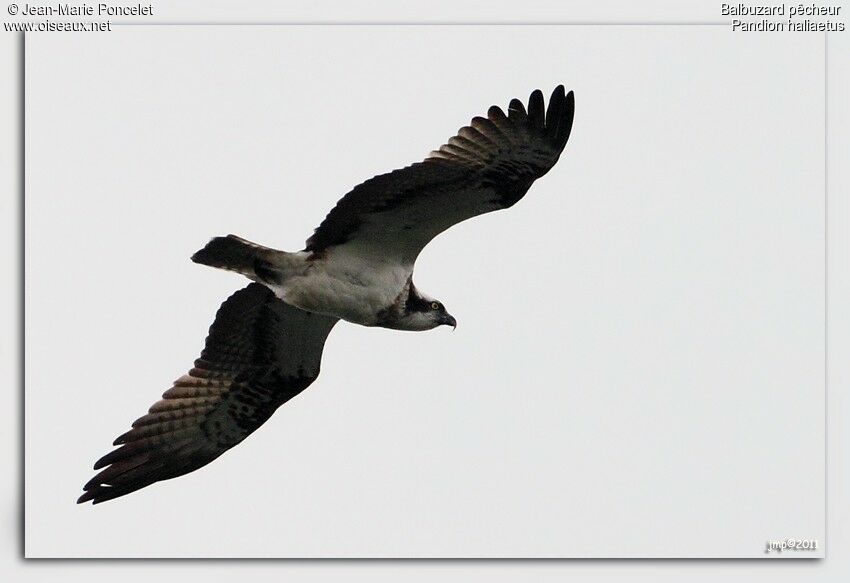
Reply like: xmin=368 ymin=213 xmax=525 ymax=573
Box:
xmin=305 ymin=85 xmax=574 ymax=264
xmin=78 ymin=284 xmax=338 ymax=504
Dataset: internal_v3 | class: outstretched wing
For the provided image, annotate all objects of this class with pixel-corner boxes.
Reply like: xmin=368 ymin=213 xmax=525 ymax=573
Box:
xmin=305 ymin=85 xmax=575 ymax=264
xmin=78 ymin=284 xmax=338 ymax=504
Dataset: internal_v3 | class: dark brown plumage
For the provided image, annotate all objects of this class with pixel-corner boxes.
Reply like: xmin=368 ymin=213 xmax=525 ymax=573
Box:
xmin=78 ymin=85 xmax=574 ymax=504
xmin=304 ymin=86 xmax=574 ymax=261
xmin=78 ymin=284 xmax=337 ymax=504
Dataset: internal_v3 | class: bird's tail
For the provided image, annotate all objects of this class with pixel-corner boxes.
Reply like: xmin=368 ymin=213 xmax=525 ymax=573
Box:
xmin=191 ymin=234 xmax=300 ymax=284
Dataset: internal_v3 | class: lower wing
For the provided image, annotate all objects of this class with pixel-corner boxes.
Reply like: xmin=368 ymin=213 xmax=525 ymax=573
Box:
xmin=78 ymin=283 xmax=338 ymax=504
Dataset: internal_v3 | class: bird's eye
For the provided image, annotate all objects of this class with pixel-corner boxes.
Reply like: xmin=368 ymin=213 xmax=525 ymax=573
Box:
xmin=430 ymin=301 xmax=440 ymax=310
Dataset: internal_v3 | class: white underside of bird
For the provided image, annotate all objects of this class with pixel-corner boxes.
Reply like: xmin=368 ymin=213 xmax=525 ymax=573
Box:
xmin=269 ymin=249 xmax=415 ymax=327
xmin=78 ymin=85 xmax=575 ymax=504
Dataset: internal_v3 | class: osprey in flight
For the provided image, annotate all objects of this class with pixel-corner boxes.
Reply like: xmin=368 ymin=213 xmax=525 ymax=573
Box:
xmin=78 ymin=85 xmax=575 ymax=504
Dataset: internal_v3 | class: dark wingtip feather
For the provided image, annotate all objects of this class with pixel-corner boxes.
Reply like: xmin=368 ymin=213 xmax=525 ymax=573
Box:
xmin=560 ymin=90 xmax=575 ymax=146
xmin=553 ymin=85 xmax=566 ymax=111
xmin=545 ymin=85 xmax=565 ymax=136
xmin=487 ymin=105 xmax=506 ymax=120
xmin=78 ymin=482 xmax=151 ymax=505
xmin=92 ymin=451 xmax=114 ymax=471
xmin=508 ymin=98 xmax=527 ymax=121
xmin=528 ymin=89 xmax=545 ymax=129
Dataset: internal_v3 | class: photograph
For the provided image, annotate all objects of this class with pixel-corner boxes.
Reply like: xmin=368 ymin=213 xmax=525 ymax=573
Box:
xmin=3 ymin=0 xmax=848 ymax=580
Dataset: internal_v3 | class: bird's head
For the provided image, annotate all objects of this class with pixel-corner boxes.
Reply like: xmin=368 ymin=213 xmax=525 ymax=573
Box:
xmin=398 ymin=289 xmax=456 ymax=332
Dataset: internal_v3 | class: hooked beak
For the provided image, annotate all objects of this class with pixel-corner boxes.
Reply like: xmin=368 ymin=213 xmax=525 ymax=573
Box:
xmin=441 ymin=314 xmax=457 ymax=330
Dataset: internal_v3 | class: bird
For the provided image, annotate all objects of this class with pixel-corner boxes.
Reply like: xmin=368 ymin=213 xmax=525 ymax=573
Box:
xmin=77 ymin=85 xmax=575 ymax=504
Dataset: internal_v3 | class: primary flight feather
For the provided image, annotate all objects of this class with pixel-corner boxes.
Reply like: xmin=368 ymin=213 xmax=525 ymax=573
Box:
xmin=78 ymin=85 xmax=575 ymax=504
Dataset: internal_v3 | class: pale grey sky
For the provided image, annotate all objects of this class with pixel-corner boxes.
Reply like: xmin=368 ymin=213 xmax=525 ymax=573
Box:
xmin=24 ymin=24 xmax=824 ymax=558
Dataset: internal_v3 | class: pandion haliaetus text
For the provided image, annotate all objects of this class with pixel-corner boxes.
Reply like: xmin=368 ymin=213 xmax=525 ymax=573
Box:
xmin=78 ymin=86 xmax=575 ymax=504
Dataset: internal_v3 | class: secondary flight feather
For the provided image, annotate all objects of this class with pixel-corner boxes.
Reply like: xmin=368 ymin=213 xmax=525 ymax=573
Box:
xmin=78 ymin=85 xmax=575 ymax=504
